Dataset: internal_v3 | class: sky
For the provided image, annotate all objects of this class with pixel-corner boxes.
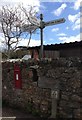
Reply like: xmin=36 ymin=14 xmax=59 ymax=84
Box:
xmin=0 ymin=0 xmax=81 ymax=50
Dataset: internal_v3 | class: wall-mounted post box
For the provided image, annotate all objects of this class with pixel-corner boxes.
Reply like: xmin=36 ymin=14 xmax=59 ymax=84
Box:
xmin=14 ymin=64 xmax=22 ymax=89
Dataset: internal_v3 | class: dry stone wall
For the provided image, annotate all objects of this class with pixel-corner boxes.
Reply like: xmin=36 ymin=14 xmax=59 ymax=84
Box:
xmin=2 ymin=57 xmax=82 ymax=118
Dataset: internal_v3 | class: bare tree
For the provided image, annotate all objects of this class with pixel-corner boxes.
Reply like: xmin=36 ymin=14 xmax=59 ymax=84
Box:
xmin=20 ymin=5 xmax=39 ymax=47
xmin=0 ymin=5 xmax=38 ymax=59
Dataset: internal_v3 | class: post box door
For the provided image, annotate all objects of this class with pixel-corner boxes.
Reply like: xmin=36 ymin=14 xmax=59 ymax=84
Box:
xmin=14 ymin=64 xmax=22 ymax=89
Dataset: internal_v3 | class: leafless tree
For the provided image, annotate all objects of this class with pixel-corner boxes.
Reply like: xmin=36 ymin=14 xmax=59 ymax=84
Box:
xmin=0 ymin=5 xmax=38 ymax=59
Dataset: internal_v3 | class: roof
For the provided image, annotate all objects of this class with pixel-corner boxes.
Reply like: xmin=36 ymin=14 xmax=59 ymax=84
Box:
xmin=16 ymin=41 xmax=82 ymax=51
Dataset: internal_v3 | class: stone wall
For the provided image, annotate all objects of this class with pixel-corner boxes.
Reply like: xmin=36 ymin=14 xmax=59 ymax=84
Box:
xmin=2 ymin=60 xmax=51 ymax=117
xmin=2 ymin=57 xmax=82 ymax=118
xmin=37 ymin=58 xmax=82 ymax=118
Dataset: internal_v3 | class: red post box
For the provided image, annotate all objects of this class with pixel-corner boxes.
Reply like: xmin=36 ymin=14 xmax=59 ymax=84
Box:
xmin=14 ymin=64 xmax=22 ymax=89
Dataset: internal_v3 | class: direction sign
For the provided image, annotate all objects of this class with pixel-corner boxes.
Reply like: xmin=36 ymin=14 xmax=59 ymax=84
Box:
xmin=29 ymin=14 xmax=40 ymax=27
xmin=44 ymin=18 xmax=65 ymax=27
xmin=22 ymin=24 xmax=38 ymax=32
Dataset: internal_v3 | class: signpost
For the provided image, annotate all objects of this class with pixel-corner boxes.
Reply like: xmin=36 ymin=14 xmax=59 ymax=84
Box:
xmin=22 ymin=24 xmax=38 ymax=32
xmin=39 ymin=14 xmax=65 ymax=58
xmin=22 ymin=13 xmax=66 ymax=58
xmin=22 ymin=14 xmax=66 ymax=119
xmin=29 ymin=14 xmax=40 ymax=27
xmin=44 ymin=18 xmax=65 ymax=27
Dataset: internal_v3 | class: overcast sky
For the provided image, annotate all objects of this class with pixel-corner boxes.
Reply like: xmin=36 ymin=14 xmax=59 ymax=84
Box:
xmin=0 ymin=0 xmax=81 ymax=50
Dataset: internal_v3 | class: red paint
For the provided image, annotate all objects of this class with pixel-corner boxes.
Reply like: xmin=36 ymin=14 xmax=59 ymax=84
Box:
xmin=14 ymin=64 xmax=22 ymax=89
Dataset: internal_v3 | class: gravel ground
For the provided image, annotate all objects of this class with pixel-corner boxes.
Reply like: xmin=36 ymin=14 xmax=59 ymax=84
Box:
xmin=2 ymin=106 xmax=41 ymax=119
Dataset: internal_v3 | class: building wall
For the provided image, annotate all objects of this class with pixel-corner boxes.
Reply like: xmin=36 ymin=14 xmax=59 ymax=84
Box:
xmin=44 ymin=50 xmax=60 ymax=59
xmin=29 ymin=46 xmax=81 ymax=60
xmin=60 ymin=47 xmax=81 ymax=58
xmin=44 ymin=47 xmax=81 ymax=59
